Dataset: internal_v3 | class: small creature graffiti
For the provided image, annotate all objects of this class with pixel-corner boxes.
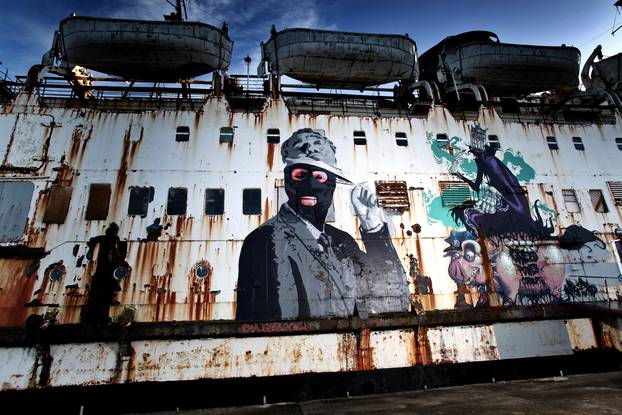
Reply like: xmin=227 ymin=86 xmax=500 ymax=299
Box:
xmin=236 ymin=129 xmax=409 ymax=321
xmin=439 ymin=126 xmax=606 ymax=306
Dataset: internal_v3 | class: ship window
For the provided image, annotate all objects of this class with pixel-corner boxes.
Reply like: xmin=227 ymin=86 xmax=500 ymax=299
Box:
xmin=615 ymin=137 xmax=622 ymax=151
xmin=43 ymin=186 xmax=73 ymax=224
xmin=607 ymin=181 xmax=622 ymax=206
xmin=436 ymin=133 xmax=449 ymax=148
xmin=205 ymin=188 xmax=224 ymax=215
xmin=267 ymin=128 xmax=280 ymax=144
xmin=128 ymin=186 xmax=154 ymax=217
xmin=487 ymin=135 xmax=500 ymax=150
xmin=546 ymin=136 xmax=559 ymax=150
xmin=243 ymin=188 xmax=262 ymax=215
xmin=375 ymin=181 xmax=410 ymax=210
xmin=220 ymin=127 xmax=234 ymax=143
xmin=353 ymin=131 xmax=366 ymax=145
xmin=572 ymin=137 xmax=584 ymax=151
xmin=0 ymin=181 xmax=34 ymax=242
xmin=176 ymin=126 xmax=190 ymax=142
xmin=85 ymin=183 xmax=111 ymax=221
xmin=167 ymin=187 xmax=187 ymax=215
xmin=562 ymin=189 xmax=580 ymax=213
xmin=395 ymin=132 xmax=408 ymax=147
xmin=439 ymin=182 xmax=474 ymax=207
xmin=589 ymin=189 xmax=609 ymax=213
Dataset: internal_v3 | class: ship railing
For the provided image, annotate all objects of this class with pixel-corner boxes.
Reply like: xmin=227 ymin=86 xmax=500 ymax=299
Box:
xmin=11 ymin=75 xmax=214 ymax=101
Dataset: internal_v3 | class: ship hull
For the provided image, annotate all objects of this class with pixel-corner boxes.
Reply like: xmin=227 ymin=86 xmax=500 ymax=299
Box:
xmin=60 ymin=16 xmax=233 ymax=80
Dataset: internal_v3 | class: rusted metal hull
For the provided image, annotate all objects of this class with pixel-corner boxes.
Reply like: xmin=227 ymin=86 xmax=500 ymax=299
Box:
xmin=0 ymin=81 xmax=621 ymax=395
xmin=261 ymin=28 xmax=418 ymax=88
xmin=60 ymin=16 xmax=233 ymax=80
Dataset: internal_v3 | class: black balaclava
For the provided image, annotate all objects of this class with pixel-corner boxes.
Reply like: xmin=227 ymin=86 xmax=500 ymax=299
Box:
xmin=284 ymin=163 xmax=336 ymax=231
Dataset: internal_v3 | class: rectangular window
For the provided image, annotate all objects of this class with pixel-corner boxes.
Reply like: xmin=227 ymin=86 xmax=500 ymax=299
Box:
xmin=243 ymin=188 xmax=262 ymax=215
xmin=487 ymin=134 xmax=501 ymax=150
xmin=395 ymin=132 xmax=408 ymax=147
xmin=219 ymin=127 xmax=234 ymax=143
xmin=572 ymin=137 xmax=585 ymax=151
xmin=85 ymin=183 xmax=111 ymax=220
xmin=546 ymin=136 xmax=558 ymax=150
xmin=267 ymin=128 xmax=280 ymax=144
xmin=615 ymin=137 xmax=622 ymax=151
xmin=205 ymin=188 xmax=224 ymax=215
xmin=43 ymin=186 xmax=73 ymax=224
xmin=176 ymin=126 xmax=190 ymax=142
xmin=0 ymin=181 xmax=34 ymax=242
xmin=167 ymin=187 xmax=187 ymax=215
xmin=562 ymin=189 xmax=580 ymax=213
xmin=375 ymin=180 xmax=410 ymax=210
xmin=353 ymin=130 xmax=367 ymax=145
xmin=128 ymin=186 xmax=154 ymax=216
xmin=589 ymin=189 xmax=609 ymax=213
xmin=436 ymin=133 xmax=449 ymax=148
xmin=607 ymin=181 xmax=622 ymax=206
xmin=439 ymin=182 xmax=474 ymax=207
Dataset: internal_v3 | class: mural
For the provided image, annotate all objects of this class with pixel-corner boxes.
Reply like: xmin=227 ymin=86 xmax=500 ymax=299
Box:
xmin=433 ymin=126 xmax=606 ymax=307
xmin=236 ymin=129 xmax=410 ymax=321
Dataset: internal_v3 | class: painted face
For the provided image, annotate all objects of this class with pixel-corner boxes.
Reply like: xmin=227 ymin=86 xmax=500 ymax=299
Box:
xmin=447 ymin=241 xmax=485 ymax=285
xmin=285 ymin=164 xmax=336 ymax=226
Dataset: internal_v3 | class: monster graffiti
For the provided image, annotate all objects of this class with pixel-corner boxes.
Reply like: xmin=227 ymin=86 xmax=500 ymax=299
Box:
xmin=437 ymin=126 xmax=607 ymax=306
xmin=236 ymin=129 xmax=410 ymax=321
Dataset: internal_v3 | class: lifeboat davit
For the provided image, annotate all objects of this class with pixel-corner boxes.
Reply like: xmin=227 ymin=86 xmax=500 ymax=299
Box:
xmin=59 ymin=16 xmax=233 ymax=80
xmin=260 ymin=28 xmax=419 ymax=89
xmin=419 ymin=31 xmax=580 ymax=96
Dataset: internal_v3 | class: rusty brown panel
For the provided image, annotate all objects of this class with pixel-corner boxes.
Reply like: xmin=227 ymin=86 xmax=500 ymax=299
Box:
xmin=356 ymin=327 xmax=373 ymax=370
xmin=267 ymin=142 xmax=276 ymax=170
xmin=42 ymin=186 xmax=73 ymax=224
xmin=0 ymin=258 xmax=38 ymax=327
xmin=412 ymin=326 xmax=432 ymax=365
xmin=85 ymin=183 xmax=112 ymax=221
xmin=375 ymin=180 xmax=410 ymax=209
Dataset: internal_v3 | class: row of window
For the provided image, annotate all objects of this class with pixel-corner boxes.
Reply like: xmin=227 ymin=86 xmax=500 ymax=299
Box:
xmin=439 ymin=181 xmax=622 ymax=214
xmin=178 ymin=126 xmax=622 ymax=151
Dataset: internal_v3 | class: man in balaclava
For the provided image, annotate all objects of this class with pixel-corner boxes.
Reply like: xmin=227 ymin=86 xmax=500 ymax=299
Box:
xmin=236 ymin=128 xmax=409 ymax=321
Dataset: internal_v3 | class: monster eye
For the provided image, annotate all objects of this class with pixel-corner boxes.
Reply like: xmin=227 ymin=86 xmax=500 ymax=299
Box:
xmin=291 ymin=168 xmax=308 ymax=181
xmin=464 ymin=251 xmax=475 ymax=262
xmin=312 ymin=171 xmax=328 ymax=183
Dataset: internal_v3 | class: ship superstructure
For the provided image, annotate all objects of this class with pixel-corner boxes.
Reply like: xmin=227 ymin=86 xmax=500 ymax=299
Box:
xmin=0 ymin=3 xmax=621 ymax=411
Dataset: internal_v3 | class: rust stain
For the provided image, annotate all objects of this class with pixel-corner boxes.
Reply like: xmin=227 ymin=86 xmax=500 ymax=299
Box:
xmin=356 ymin=328 xmax=374 ymax=370
xmin=412 ymin=326 xmax=432 ymax=365
xmin=0 ymin=259 xmax=39 ymax=327
xmin=267 ymin=143 xmax=276 ymax=170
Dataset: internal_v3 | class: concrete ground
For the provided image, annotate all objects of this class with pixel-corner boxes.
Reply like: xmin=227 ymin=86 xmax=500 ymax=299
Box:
xmin=132 ymin=371 xmax=622 ymax=415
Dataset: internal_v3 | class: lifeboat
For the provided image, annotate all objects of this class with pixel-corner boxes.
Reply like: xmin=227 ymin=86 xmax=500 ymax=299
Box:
xmin=58 ymin=16 xmax=233 ymax=80
xmin=259 ymin=28 xmax=418 ymax=89
xmin=419 ymin=31 xmax=580 ymax=96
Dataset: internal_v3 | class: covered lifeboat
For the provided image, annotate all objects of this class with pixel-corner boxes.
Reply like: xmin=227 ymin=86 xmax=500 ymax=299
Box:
xmin=259 ymin=27 xmax=419 ymax=89
xmin=58 ymin=16 xmax=233 ymax=80
xmin=419 ymin=31 xmax=580 ymax=96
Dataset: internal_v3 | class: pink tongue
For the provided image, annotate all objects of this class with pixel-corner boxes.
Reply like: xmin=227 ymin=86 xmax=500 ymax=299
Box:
xmin=300 ymin=196 xmax=317 ymax=206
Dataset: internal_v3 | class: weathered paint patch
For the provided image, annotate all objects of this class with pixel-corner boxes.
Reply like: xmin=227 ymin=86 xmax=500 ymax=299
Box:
xmin=48 ymin=342 xmax=119 ymax=387
xmin=0 ymin=347 xmax=36 ymax=391
xmin=565 ymin=318 xmax=598 ymax=350
xmin=493 ymin=320 xmax=573 ymax=359
xmin=130 ymin=333 xmax=357 ymax=382
xmin=369 ymin=329 xmax=415 ymax=369
xmin=427 ymin=325 xmax=499 ymax=363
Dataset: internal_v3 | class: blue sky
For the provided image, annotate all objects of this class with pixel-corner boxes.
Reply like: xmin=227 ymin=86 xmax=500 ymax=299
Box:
xmin=1 ymin=0 xmax=620 ymax=80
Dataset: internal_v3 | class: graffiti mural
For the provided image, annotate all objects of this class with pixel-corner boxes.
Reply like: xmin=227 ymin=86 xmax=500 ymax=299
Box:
xmin=236 ymin=129 xmax=409 ymax=321
xmin=432 ymin=126 xmax=608 ymax=306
